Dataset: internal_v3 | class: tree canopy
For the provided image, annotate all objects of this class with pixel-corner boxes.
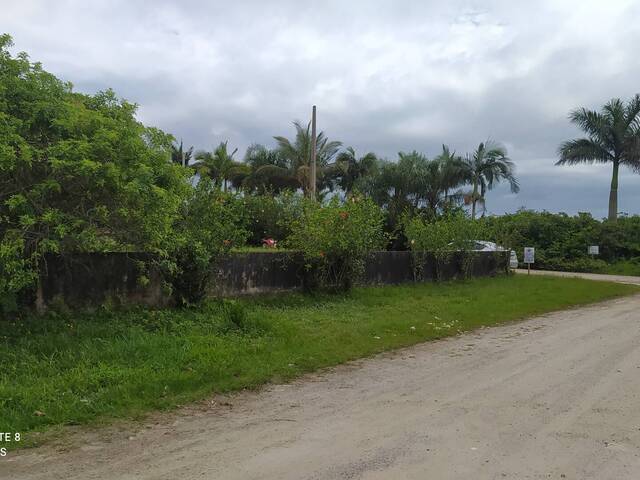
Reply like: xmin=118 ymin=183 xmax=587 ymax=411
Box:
xmin=0 ymin=34 xmax=191 ymax=310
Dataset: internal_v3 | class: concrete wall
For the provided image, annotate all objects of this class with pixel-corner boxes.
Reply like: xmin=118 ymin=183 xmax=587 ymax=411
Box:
xmin=37 ymin=253 xmax=167 ymax=310
xmin=37 ymin=251 xmax=508 ymax=309
xmin=209 ymin=252 xmax=304 ymax=296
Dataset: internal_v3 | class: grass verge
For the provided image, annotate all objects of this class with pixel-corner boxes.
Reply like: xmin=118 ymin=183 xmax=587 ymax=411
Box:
xmin=601 ymin=259 xmax=640 ymax=276
xmin=1 ymin=275 xmax=637 ymax=449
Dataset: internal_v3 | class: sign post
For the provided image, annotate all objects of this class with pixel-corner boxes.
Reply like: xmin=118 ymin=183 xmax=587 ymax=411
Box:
xmin=588 ymin=245 xmax=599 ymax=257
xmin=524 ymin=247 xmax=535 ymax=275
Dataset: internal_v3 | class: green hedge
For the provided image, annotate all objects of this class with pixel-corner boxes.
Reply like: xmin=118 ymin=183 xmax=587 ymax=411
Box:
xmin=482 ymin=210 xmax=640 ymax=273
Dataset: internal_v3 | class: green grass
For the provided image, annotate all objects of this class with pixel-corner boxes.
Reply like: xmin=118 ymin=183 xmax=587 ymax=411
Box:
xmin=1 ymin=275 xmax=637 ymax=448
xmin=601 ymin=259 xmax=640 ymax=276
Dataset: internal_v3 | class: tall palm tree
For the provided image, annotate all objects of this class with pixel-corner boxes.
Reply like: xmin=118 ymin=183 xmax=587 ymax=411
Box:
xmin=434 ymin=144 xmax=465 ymax=204
xmin=192 ymin=141 xmax=247 ymax=191
xmin=333 ymin=147 xmax=378 ymax=195
xmin=273 ymin=121 xmax=342 ymax=197
xmin=461 ymin=141 xmax=519 ymax=219
xmin=171 ymin=140 xmax=193 ymax=167
xmin=557 ymin=96 xmax=640 ymax=221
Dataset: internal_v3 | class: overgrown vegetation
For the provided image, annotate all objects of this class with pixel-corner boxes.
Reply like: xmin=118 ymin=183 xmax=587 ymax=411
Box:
xmin=405 ymin=212 xmax=487 ymax=280
xmin=240 ymin=192 xmax=303 ymax=246
xmin=286 ymin=196 xmax=385 ymax=291
xmin=0 ymin=34 xmax=190 ymax=312
xmin=482 ymin=210 xmax=640 ymax=274
xmin=167 ymin=181 xmax=247 ymax=306
xmin=1 ymin=275 xmax=636 ymax=447
xmin=3 ymin=33 xmax=640 ymax=315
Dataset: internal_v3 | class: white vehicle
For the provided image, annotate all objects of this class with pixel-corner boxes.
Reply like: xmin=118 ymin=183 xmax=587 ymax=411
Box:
xmin=452 ymin=240 xmax=519 ymax=269
xmin=509 ymin=250 xmax=519 ymax=269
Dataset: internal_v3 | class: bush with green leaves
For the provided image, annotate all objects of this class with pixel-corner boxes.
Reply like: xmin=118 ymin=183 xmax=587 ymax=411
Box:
xmin=168 ymin=180 xmax=248 ymax=306
xmin=481 ymin=210 xmax=640 ymax=272
xmin=404 ymin=212 xmax=486 ymax=280
xmin=286 ymin=196 xmax=385 ymax=291
xmin=0 ymin=34 xmax=191 ymax=313
xmin=240 ymin=192 xmax=304 ymax=246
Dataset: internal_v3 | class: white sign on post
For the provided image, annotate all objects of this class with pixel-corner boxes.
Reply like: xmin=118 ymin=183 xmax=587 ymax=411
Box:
xmin=588 ymin=245 xmax=599 ymax=255
xmin=524 ymin=247 xmax=535 ymax=264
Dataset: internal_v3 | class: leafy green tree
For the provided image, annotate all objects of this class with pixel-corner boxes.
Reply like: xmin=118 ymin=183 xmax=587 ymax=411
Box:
xmin=461 ymin=141 xmax=519 ymax=219
xmin=193 ymin=141 xmax=248 ymax=191
xmin=168 ymin=180 xmax=247 ymax=306
xmin=557 ymin=96 xmax=640 ymax=221
xmin=273 ymin=121 xmax=342 ymax=197
xmin=241 ymin=192 xmax=304 ymax=245
xmin=0 ymin=33 xmax=190 ymax=311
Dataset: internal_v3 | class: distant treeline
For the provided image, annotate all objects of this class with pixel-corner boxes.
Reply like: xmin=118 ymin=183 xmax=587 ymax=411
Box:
xmin=482 ymin=210 xmax=640 ymax=274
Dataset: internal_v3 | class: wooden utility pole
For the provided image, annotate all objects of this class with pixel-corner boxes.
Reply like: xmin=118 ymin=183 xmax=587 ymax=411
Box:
xmin=310 ymin=105 xmax=317 ymax=200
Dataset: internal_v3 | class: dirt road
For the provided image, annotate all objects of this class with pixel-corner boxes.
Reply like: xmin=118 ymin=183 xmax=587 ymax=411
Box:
xmin=4 ymin=278 xmax=640 ymax=479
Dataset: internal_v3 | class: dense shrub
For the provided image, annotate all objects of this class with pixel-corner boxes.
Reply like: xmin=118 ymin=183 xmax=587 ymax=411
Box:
xmin=286 ymin=196 xmax=385 ymax=291
xmin=0 ymin=34 xmax=191 ymax=313
xmin=240 ymin=193 xmax=303 ymax=246
xmin=405 ymin=212 xmax=487 ymax=280
xmin=167 ymin=181 xmax=247 ymax=306
xmin=481 ymin=210 xmax=640 ymax=272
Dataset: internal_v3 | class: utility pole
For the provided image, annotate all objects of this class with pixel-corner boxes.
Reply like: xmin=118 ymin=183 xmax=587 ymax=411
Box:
xmin=310 ymin=105 xmax=317 ymax=200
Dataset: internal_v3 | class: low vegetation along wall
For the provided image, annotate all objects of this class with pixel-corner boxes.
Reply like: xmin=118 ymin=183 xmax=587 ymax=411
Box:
xmin=36 ymin=251 xmax=508 ymax=310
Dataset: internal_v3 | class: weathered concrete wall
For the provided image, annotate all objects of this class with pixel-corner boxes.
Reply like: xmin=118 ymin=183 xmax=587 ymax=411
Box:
xmin=37 ymin=251 xmax=508 ymax=309
xmin=364 ymin=251 xmax=415 ymax=284
xmin=209 ymin=252 xmax=303 ymax=296
xmin=37 ymin=253 xmax=167 ymax=310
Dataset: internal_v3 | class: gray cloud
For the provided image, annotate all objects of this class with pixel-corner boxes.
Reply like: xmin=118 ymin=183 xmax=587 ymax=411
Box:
xmin=4 ymin=0 xmax=640 ymax=215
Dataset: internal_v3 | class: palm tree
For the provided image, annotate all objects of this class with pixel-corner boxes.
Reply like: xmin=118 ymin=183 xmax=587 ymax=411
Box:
xmin=418 ymin=155 xmax=467 ymax=217
xmin=171 ymin=140 xmax=193 ymax=167
xmin=192 ymin=141 xmax=247 ymax=191
xmin=333 ymin=147 xmax=378 ymax=195
xmin=434 ymin=144 xmax=465 ymax=204
xmin=364 ymin=152 xmax=426 ymax=218
xmin=557 ymin=96 xmax=640 ymax=221
xmin=461 ymin=141 xmax=519 ymax=219
xmin=241 ymin=144 xmax=298 ymax=193
xmin=273 ymin=121 xmax=342 ymax=197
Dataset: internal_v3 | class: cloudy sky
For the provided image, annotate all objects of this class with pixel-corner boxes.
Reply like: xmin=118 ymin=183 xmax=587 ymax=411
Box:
xmin=4 ymin=0 xmax=640 ymax=217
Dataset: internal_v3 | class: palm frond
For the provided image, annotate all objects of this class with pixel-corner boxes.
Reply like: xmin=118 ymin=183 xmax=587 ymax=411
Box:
xmin=556 ymin=138 xmax=612 ymax=165
xmin=569 ymin=108 xmax=611 ymax=146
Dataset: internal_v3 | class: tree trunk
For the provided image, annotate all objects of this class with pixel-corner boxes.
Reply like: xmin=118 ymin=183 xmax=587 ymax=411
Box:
xmin=471 ymin=179 xmax=478 ymax=220
xmin=608 ymin=159 xmax=619 ymax=221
